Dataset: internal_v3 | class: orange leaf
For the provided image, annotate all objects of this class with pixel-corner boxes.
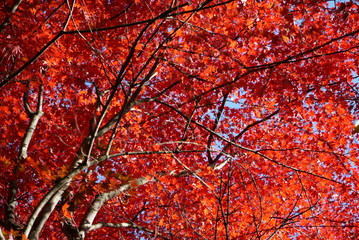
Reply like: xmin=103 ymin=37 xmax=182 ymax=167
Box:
xmin=62 ymin=203 xmax=72 ymax=218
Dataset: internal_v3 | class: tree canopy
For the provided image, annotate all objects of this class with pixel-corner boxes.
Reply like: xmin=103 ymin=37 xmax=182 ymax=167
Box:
xmin=1 ymin=0 xmax=359 ymax=239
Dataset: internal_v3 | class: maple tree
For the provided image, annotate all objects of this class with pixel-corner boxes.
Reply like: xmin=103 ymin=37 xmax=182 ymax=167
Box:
xmin=1 ymin=0 xmax=359 ymax=239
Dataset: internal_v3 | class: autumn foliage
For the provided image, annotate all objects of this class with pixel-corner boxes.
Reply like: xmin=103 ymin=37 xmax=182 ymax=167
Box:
xmin=2 ymin=0 xmax=359 ymax=239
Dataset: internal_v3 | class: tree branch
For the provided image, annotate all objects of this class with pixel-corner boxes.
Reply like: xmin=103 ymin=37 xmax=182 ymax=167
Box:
xmin=0 ymin=0 xmax=22 ymax=32
xmin=87 ymin=222 xmax=163 ymax=239
xmin=155 ymin=100 xmax=340 ymax=183
xmin=19 ymin=85 xmax=44 ymax=159
xmin=4 ymin=84 xmax=44 ymax=232
xmin=24 ymin=165 xmax=89 ymax=238
xmin=27 ymin=182 xmax=70 ymax=240
xmin=207 ymin=93 xmax=229 ymax=165
xmin=77 ymin=177 xmax=149 ymax=239
xmin=212 ymin=109 xmax=280 ymax=165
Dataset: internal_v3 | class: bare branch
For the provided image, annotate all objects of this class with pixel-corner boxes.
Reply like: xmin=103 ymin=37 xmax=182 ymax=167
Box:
xmin=5 ymin=85 xmax=44 ymax=233
xmin=4 ymin=181 xmax=23 ymax=232
xmin=24 ymin=165 xmax=88 ymax=238
xmin=19 ymin=85 xmax=44 ymax=160
xmin=78 ymin=177 xmax=149 ymax=239
xmin=27 ymin=182 xmax=70 ymax=240
xmin=88 ymin=222 xmax=152 ymax=233
xmin=0 ymin=228 xmax=5 ymax=240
